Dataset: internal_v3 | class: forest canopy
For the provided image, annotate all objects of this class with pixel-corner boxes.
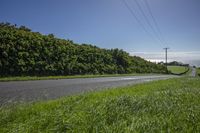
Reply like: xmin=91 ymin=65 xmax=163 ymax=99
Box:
xmin=0 ymin=22 xmax=166 ymax=76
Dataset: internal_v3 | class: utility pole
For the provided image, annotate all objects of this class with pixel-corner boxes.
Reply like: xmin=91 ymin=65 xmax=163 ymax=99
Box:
xmin=163 ymin=47 xmax=169 ymax=73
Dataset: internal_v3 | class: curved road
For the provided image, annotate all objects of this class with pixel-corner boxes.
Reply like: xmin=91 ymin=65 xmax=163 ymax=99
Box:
xmin=190 ymin=67 xmax=196 ymax=77
xmin=0 ymin=75 xmax=177 ymax=106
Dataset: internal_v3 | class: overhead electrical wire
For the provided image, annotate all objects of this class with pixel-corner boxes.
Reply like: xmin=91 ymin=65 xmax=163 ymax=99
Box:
xmin=143 ymin=0 xmax=167 ymax=44
xmin=121 ymin=0 xmax=167 ymax=45
xmin=121 ymin=0 xmax=157 ymax=41
xmin=133 ymin=0 xmax=165 ymax=44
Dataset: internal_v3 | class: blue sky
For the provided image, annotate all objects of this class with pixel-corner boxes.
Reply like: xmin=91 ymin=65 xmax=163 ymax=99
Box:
xmin=0 ymin=0 xmax=200 ymax=65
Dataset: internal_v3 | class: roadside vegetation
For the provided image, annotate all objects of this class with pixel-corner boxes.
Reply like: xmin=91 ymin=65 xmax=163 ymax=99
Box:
xmin=1 ymin=77 xmax=200 ymax=132
xmin=0 ymin=22 xmax=166 ymax=77
xmin=167 ymin=66 xmax=189 ymax=75
xmin=0 ymin=73 xmax=157 ymax=82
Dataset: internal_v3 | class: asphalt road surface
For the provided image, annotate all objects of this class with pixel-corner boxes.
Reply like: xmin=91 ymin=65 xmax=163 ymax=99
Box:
xmin=190 ymin=67 xmax=196 ymax=77
xmin=0 ymin=75 xmax=177 ymax=106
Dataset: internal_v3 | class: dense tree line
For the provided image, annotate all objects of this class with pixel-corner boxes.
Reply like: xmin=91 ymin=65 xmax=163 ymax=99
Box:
xmin=0 ymin=22 xmax=166 ymax=76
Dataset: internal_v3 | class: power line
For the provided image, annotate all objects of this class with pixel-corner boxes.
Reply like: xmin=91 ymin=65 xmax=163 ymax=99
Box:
xmin=143 ymin=0 xmax=167 ymax=44
xmin=121 ymin=0 xmax=165 ymax=45
xmin=121 ymin=0 xmax=158 ymax=42
xmin=133 ymin=0 xmax=164 ymax=44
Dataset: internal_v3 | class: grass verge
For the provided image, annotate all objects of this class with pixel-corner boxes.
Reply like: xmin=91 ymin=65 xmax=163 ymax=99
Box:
xmin=0 ymin=77 xmax=200 ymax=132
xmin=0 ymin=73 xmax=159 ymax=82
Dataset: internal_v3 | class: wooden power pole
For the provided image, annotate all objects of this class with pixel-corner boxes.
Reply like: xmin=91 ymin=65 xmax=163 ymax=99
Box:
xmin=163 ymin=47 xmax=169 ymax=72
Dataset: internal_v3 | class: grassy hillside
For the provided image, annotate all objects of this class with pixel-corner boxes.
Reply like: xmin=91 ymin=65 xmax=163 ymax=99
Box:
xmin=0 ymin=22 xmax=166 ymax=76
xmin=1 ymin=77 xmax=200 ymax=132
xmin=167 ymin=66 xmax=188 ymax=74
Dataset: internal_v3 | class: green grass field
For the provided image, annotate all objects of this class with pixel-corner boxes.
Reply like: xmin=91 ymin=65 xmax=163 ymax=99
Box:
xmin=197 ymin=68 xmax=200 ymax=76
xmin=167 ymin=66 xmax=188 ymax=74
xmin=1 ymin=77 xmax=200 ymax=132
xmin=0 ymin=73 xmax=158 ymax=82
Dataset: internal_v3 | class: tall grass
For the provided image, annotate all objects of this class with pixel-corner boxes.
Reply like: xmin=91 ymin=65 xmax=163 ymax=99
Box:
xmin=0 ymin=77 xmax=200 ymax=132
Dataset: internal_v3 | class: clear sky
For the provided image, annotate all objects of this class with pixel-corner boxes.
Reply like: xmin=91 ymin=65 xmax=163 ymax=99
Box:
xmin=0 ymin=0 xmax=200 ymax=65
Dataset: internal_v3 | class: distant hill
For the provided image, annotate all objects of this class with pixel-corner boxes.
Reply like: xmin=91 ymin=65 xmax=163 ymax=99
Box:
xmin=0 ymin=22 xmax=166 ymax=76
xmin=167 ymin=61 xmax=189 ymax=66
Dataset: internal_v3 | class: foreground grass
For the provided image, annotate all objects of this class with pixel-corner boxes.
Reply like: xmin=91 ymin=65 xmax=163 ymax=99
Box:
xmin=167 ymin=66 xmax=188 ymax=74
xmin=1 ymin=77 xmax=200 ymax=132
xmin=0 ymin=73 xmax=157 ymax=82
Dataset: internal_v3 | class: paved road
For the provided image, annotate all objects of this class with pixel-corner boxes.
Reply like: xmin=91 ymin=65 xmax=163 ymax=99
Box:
xmin=190 ymin=67 xmax=196 ymax=77
xmin=0 ymin=75 xmax=177 ymax=106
